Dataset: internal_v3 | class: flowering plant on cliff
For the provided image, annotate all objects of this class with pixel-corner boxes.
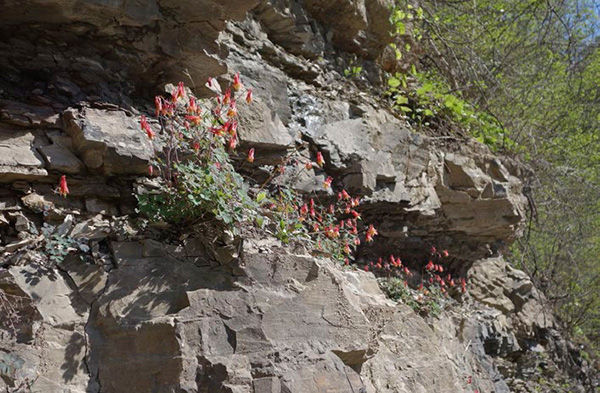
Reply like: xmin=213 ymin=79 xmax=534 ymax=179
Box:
xmin=136 ymin=75 xmax=378 ymax=262
xmin=136 ymin=80 xmax=257 ymax=229
xmin=134 ymin=74 xmax=465 ymax=306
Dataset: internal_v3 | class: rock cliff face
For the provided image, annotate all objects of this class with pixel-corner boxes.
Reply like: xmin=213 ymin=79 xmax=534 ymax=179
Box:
xmin=0 ymin=1 xmax=596 ymax=393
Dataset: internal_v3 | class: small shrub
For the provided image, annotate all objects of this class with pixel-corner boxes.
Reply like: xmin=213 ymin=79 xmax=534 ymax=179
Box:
xmin=136 ymin=78 xmax=258 ymax=232
xmin=136 ymin=76 xmax=378 ymax=260
xmin=374 ymin=247 xmax=467 ymax=316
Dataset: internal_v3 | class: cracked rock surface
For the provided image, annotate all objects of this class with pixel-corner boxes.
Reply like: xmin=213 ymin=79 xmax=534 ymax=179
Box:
xmin=0 ymin=0 xmax=596 ymax=393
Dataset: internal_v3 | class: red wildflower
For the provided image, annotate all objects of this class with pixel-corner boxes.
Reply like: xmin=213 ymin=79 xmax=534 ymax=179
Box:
xmin=365 ymin=225 xmax=377 ymax=243
xmin=247 ymin=148 xmax=255 ymax=163
xmin=188 ymin=96 xmax=198 ymax=114
xmin=426 ymin=261 xmax=435 ymax=271
xmin=154 ymin=96 xmax=163 ymax=116
xmin=299 ymin=204 xmax=308 ymax=216
xmin=140 ymin=115 xmax=155 ymax=139
xmin=185 ymin=115 xmax=202 ymax=126
xmin=305 ymin=161 xmax=313 ymax=170
xmin=228 ymin=134 xmax=237 ymax=149
xmin=223 ymin=89 xmax=231 ymax=105
xmin=364 ymin=265 xmax=369 ymax=272
xmin=341 ymin=189 xmax=350 ymax=199
xmin=246 ymin=89 xmax=253 ymax=104
xmin=323 ymin=176 xmax=333 ymax=189
xmin=232 ymin=72 xmax=243 ymax=91
xmin=172 ymin=81 xmax=185 ymax=102
xmin=316 ymin=151 xmax=324 ymax=167
xmin=58 ymin=175 xmax=69 ymax=197
xmin=227 ymin=100 xmax=237 ymax=117
xmin=148 ymin=165 xmax=153 ymax=176
xmin=431 ymin=246 xmax=437 ymax=254
xmin=442 ymin=249 xmax=449 ymax=257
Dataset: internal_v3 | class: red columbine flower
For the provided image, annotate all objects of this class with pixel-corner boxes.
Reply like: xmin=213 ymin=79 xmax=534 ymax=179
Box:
xmin=366 ymin=225 xmax=377 ymax=242
xmin=188 ymin=96 xmax=198 ymax=114
xmin=58 ymin=175 xmax=69 ymax=197
xmin=148 ymin=165 xmax=154 ymax=176
xmin=247 ymin=148 xmax=255 ymax=163
xmin=232 ymin=72 xmax=243 ymax=91
xmin=323 ymin=176 xmax=333 ymax=189
xmin=223 ymin=89 xmax=231 ymax=105
xmin=230 ymin=120 xmax=238 ymax=133
xmin=154 ymin=96 xmax=163 ymax=116
xmin=364 ymin=265 xmax=369 ymax=272
xmin=172 ymin=81 xmax=185 ymax=102
xmin=442 ymin=249 xmax=449 ymax=257
xmin=140 ymin=114 xmax=149 ymax=130
xmin=246 ymin=89 xmax=253 ymax=104
xmin=350 ymin=210 xmax=360 ymax=219
xmin=193 ymin=142 xmax=200 ymax=152
xmin=228 ymin=135 xmax=237 ymax=150
xmin=341 ymin=189 xmax=350 ymax=199
xmin=299 ymin=204 xmax=308 ymax=216
xmin=185 ymin=115 xmax=202 ymax=126
xmin=426 ymin=260 xmax=435 ymax=271
xmin=328 ymin=204 xmax=335 ymax=214
xmin=140 ymin=115 xmax=155 ymax=139
xmin=305 ymin=161 xmax=313 ymax=170
xmin=431 ymin=246 xmax=437 ymax=254
xmin=316 ymin=152 xmax=324 ymax=167
xmin=344 ymin=243 xmax=351 ymax=254
xmin=227 ymin=101 xmax=237 ymax=117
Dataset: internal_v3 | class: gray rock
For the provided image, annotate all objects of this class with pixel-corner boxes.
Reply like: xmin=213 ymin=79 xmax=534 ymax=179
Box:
xmin=38 ymin=143 xmax=86 ymax=174
xmin=63 ymin=108 xmax=154 ymax=175
xmin=0 ymin=127 xmax=48 ymax=181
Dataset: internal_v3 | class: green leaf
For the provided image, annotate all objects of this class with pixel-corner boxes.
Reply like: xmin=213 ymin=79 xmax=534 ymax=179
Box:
xmin=256 ymin=191 xmax=267 ymax=203
xmin=388 ymin=77 xmax=401 ymax=88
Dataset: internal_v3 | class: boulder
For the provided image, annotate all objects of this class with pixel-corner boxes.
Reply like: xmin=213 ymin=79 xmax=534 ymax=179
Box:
xmin=63 ymin=108 xmax=154 ymax=175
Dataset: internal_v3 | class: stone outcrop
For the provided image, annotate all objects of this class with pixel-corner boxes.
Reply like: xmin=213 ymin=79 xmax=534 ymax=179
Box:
xmin=0 ymin=1 xmax=596 ymax=393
